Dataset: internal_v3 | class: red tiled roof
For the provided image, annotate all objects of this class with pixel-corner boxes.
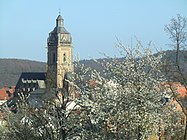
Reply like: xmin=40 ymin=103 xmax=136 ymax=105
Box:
xmin=162 ymin=82 xmax=187 ymax=97
xmin=177 ymin=86 xmax=187 ymax=97
xmin=0 ymin=86 xmax=15 ymax=100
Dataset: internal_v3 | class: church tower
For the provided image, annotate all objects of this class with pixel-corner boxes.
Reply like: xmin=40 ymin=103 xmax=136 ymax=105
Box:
xmin=47 ymin=14 xmax=73 ymax=89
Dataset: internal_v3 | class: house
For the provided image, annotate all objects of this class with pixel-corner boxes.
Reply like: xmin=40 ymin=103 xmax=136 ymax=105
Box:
xmin=160 ymin=82 xmax=186 ymax=140
xmin=0 ymin=86 xmax=15 ymax=125
xmin=0 ymin=86 xmax=14 ymax=105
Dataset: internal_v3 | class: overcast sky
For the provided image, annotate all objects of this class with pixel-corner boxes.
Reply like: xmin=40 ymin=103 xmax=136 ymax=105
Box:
xmin=0 ymin=0 xmax=187 ymax=62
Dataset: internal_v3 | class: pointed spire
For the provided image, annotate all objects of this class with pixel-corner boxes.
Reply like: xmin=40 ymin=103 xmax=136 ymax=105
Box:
xmin=56 ymin=9 xmax=64 ymax=27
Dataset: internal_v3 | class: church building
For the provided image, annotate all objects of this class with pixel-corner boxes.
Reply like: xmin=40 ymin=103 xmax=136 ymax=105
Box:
xmin=12 ymin=14 xmax=73 ymax=107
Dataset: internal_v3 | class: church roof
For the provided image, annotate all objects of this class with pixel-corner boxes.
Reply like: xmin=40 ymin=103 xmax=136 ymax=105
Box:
xmin=50 ymin=26 xmax=69 ymax=34
xmin=50 ymin=14 xmax=69 ymax=34
xmin=16 ymin=72 xmax=46 ymax=89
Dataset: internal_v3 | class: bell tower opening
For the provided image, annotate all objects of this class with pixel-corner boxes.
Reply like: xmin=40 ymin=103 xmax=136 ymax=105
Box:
xmin=63 ymin=53 xmax=66 ymax=63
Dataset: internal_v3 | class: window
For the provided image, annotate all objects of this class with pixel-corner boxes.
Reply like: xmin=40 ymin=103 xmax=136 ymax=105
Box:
xmin=63 ymin=53 xmax=67 ymax=63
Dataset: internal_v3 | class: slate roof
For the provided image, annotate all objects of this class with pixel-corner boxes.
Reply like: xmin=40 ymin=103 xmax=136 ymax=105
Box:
xmin=10 ymin=72 xmax=50 ymax=109
xmin=16 ymin=72 xmax=46 ymax=89
xmin=50 ymin=15 xmax=69 ymax=34
xmin=50 ymin=27 xmax=69 ymax=34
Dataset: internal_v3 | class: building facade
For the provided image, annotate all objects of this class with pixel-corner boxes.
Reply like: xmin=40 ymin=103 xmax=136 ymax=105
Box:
xmin=47 ymin=15 xmax=73 ymax=89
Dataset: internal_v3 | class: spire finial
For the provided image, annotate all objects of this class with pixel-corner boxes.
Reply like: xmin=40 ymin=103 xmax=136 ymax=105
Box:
xmin=59 ymin=8 xmax=61 ymax=15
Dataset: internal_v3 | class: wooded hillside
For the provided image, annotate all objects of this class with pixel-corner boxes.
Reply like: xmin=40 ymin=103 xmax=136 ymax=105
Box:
xmin=0 ymin=50 xmax=186 ymax=88
xmin=0 ymin=59 xmax=46 ymax=87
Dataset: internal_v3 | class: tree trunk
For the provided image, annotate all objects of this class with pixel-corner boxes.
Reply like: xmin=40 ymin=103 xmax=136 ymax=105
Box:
xmin=137 ymin=126 xmax=142 ymax=140
xmin=176 ymin=40 xmax=179 ymax=65
xmin=184 ymin=116 xmax=187 ymax=140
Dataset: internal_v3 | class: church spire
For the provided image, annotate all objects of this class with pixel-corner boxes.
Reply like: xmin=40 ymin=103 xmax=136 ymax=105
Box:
xmin=56 ymin=14 xmax=64 ymax=27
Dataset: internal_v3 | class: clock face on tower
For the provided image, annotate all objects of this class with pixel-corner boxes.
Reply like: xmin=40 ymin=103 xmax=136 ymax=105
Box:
xmin=61 ymin=34 xmax=68 ymax=42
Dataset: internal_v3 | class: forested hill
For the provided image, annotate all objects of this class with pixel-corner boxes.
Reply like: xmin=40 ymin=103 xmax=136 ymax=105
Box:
xmin=0 ymin=59 xmax=46 ymax=88
xmin=0 ymin=58 xmax=104 ymax=88
xmin=0 ymin=58 xmax=107 ymax=88
xmin=0 ymin=50 xmax=187 ymax=88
